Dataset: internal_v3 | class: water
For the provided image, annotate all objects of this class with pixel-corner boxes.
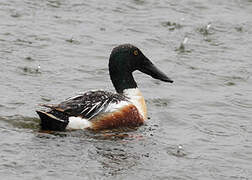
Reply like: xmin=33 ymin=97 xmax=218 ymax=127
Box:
xmin=0 ymin=0 xmax=252 ymax=179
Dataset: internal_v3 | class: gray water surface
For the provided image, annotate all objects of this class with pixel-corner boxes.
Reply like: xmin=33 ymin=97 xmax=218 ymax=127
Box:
xmin=0 ymin=0 xmax=252 ymax=179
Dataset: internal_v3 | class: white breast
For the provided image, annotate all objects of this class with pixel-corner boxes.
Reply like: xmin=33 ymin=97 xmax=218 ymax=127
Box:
xmin=123 ymin=88 xmax=147 ymax=120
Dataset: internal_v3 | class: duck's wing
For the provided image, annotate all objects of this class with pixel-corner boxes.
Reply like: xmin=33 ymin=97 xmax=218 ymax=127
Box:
xmin=40 ymin=90 xmax=129 ymax=120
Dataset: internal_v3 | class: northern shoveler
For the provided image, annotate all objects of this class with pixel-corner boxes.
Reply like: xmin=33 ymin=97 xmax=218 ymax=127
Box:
xmin=36 ymin=44 xmax=173 ymax=131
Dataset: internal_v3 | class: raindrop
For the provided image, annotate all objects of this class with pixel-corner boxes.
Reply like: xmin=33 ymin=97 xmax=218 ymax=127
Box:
xmin=176 ymin=36 xmax=189 ymax=52
xmin=206 ymin=22 xmax=211 ymax=31
xmin=177 ymin=144 xmax=183 ymax=154
xmin=199 ymin=22 xmax=212 ymax=36
xmin=36 ymin=64 xmax=41 ymax=73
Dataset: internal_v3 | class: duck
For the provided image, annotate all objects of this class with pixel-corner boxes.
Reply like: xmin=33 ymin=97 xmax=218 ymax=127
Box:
xmin=36 ymin=44 xmax=173 ymax=131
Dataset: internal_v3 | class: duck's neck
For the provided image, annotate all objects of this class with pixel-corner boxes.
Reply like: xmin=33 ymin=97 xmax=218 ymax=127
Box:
xmin=123 ymin=88 xmax=147 ymax=120
xmin=110 ymin=71 xmax=137 ymax=94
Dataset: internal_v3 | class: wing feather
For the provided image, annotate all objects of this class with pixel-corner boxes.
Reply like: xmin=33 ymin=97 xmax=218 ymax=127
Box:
xmin=39 ymin=90 xmax=129 ymax=120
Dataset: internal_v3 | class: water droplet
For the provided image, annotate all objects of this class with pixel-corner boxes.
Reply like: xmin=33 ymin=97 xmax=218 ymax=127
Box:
xmin=182 ymin=36 xmax=188 ymax=45
xmin=36 ymin=64 xmax=41 ymax=73
xmin=177 ymin=144 xmax=183 ymax=154
xmin=206 ymin=22 xmax=211 ymax=30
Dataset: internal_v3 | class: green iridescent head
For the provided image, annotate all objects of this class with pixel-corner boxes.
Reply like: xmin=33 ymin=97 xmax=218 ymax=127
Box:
xmin=109 ymin=44 xmax=173 ymax=93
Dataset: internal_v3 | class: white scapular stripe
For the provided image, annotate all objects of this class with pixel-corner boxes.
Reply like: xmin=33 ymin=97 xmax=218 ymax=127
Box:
xmin=105 ymin=101 xmax=129 ymax=113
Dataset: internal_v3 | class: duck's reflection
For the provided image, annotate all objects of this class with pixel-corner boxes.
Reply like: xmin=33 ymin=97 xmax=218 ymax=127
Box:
xmin=88 ymin=129 xmax=143 ymax=176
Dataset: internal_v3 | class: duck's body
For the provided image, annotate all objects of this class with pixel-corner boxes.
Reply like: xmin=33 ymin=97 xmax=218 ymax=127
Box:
xmin=37 ymin=44 xmax=173 ymax=131
xmin=37 ymin=88 xmax=146 ymax=130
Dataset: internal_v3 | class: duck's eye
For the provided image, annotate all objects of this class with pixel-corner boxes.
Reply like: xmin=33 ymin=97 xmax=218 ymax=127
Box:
xmin=133 ymin=50 xmax=138 ymax=56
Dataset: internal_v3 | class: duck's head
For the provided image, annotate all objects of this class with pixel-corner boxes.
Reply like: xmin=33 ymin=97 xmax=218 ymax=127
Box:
xmin=109 ymin=44 xmax=173 ymax=93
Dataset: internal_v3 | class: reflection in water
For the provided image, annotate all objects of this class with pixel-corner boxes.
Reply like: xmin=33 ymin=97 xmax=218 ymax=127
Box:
xmin=84 ymin=128 xmax=150 ymax=177
xmin=35 ymin=128 xmax=149 ymax=177
xmin=92 ymin=143 xmax=140 ymax=176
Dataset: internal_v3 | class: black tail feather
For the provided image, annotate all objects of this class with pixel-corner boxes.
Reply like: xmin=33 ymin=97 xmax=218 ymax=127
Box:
xmin=36 ymin=110 xmax=69 ymax=131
